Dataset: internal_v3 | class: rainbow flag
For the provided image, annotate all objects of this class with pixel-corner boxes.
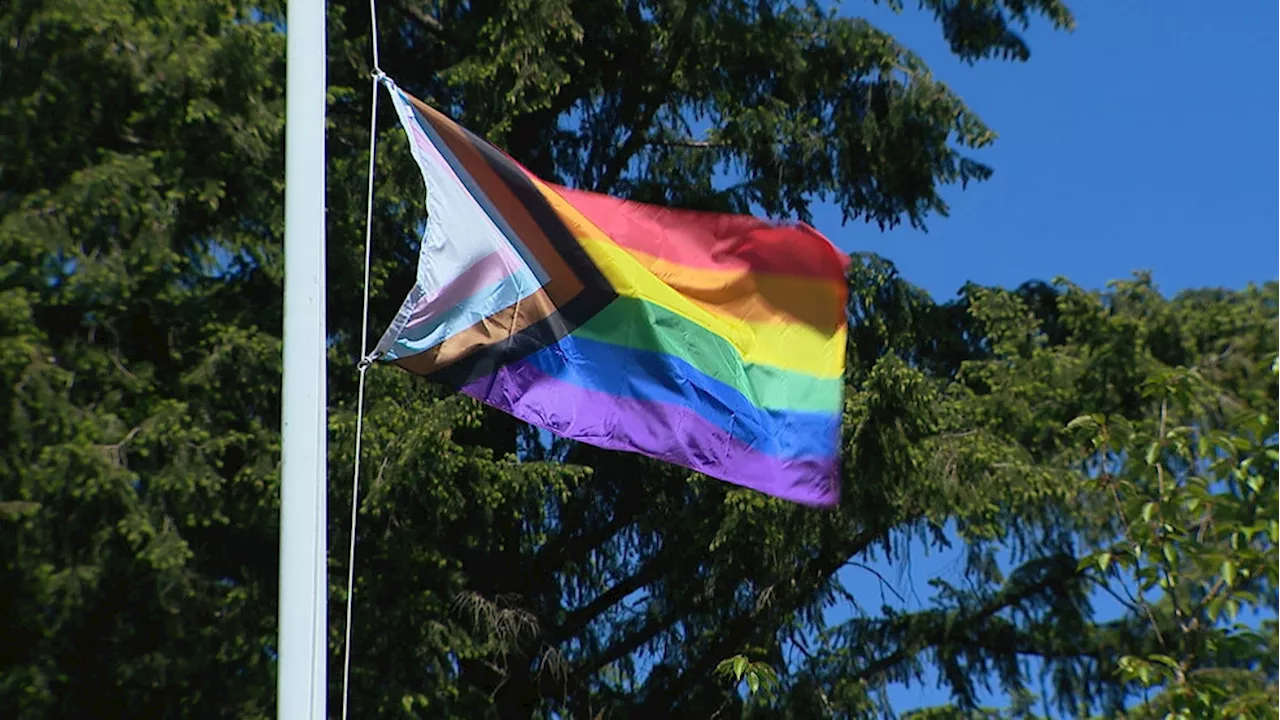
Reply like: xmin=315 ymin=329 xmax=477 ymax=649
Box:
xmin=373 ymin=77 xmax=849 ymax=506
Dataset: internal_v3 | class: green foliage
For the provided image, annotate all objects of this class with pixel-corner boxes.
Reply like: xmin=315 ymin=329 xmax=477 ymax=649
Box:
xmin=2 ymin=0 xmax=287 ymax=715
xmin=717 ymin=653 xmax=782 ymax=699
xmin=1070 ymin=368 xmax=1278 ymax=719
xmin=3 ymin=0 xmax=1276 ymax=718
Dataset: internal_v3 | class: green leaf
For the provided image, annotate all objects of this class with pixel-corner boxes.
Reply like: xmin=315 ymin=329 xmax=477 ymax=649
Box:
xmin=1222 ymin=560 xmax=1238 ymax=586
xmin=1207 ymin=595 xmax=1225 ymax=620
xmin=1144 ymin=441 xmax=1160 ymax=466
xmin=1067 ymin=414 xmax=1101 ymax=433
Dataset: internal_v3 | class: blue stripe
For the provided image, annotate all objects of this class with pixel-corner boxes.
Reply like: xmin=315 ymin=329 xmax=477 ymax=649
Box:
xmin=519 ymin=333 xmax=839 ymax=461
xmin=388 ymin=267 xmax=543 ymax=359
xmin=404 ymin=95 xmax=548 ymax=284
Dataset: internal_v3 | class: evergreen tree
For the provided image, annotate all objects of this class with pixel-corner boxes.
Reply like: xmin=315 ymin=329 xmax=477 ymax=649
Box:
xmin=2 ymin=1 xmax=1274 ymax=718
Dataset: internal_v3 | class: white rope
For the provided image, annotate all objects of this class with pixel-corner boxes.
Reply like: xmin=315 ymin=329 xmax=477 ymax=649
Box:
xmin=340 ymin=0 xmax=384 ymax=714
xmin=340 ymin=362 xmax=369 ymax=720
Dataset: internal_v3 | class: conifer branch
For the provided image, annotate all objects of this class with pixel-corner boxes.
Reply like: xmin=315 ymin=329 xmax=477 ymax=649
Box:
xmin=387 ymin=0 xmax=443 ymax=36
xmin=594 ymin=8 xmax=697 ymax=194
xmin=851 ymin=555 xmax=1080 ymax=683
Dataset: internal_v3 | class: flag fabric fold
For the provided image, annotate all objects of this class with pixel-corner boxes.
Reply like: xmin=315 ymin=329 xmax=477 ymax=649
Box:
xmin=374 ymin=76 xmax=850 ymax=507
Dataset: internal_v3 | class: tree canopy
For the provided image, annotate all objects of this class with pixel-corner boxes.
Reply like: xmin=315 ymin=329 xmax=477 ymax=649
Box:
xmin=1 ymin=0 xmax=1275 ymax=718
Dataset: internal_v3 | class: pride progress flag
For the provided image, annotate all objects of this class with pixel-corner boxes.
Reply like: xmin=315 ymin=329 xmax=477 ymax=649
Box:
xmin=373 ymin=76 xmax=850 ymax=507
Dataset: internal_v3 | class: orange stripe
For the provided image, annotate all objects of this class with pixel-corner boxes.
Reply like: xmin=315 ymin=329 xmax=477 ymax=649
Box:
xmin=619 ymin=245 xmax=845 ymax=330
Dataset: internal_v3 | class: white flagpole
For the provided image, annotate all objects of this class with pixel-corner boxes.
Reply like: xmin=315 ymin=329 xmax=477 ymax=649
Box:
xmin=279 ymin=0 xmax=328 ymax=715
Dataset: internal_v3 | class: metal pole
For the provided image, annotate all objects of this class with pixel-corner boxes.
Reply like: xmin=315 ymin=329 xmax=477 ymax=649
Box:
xmin=279 ymin=0 xmax=328 ymax=715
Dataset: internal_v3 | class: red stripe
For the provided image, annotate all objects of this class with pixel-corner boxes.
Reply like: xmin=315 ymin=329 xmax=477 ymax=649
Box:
xmin=547 ymin=185 xmax=850 ymax=282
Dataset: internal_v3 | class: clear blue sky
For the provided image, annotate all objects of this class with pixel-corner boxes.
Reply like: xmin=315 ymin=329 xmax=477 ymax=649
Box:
xmin=816 ymin=1 xmax=1277 ymax=714
xmin=816 ymin=1 xmax=1278 ymax=301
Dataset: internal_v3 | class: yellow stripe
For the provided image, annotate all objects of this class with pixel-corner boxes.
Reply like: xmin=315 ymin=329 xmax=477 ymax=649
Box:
xmin=531 ymin=181 xmax=846 ymax=378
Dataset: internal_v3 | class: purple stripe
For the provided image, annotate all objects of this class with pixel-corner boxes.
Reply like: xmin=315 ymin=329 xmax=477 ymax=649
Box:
xmin=403 ymin=248 xmax=525 ymax=332
xmin=460 ymin=357 xmax=840 ymax=507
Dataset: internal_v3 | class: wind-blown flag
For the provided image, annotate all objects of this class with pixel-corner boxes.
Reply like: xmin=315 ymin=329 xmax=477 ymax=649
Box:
xmin=372 ymin=76 xmax=850 ymax=506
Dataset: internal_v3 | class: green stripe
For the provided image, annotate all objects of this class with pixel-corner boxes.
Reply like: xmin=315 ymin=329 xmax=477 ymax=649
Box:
xmin=573 ymin=298 xmax=842 ymax=413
